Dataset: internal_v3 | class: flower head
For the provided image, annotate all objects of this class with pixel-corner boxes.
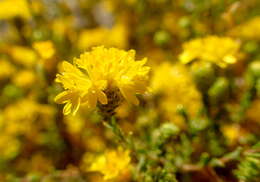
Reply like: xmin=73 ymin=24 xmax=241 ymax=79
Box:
xmin=229 ymin=16 xmax=260 ymax=40
xmin=33 ymin=40 xmax=56 ymax=59
xmin=10 ymin=46 xmax=37 ymax=67
xmin=0 ymin=59 xmax=16 ymax=80
xmin=179 ymin=36 xmax=240 ymax=68
xmin=89 ymin=147 xmax=131 ymax=180
xmin=12 ymin=70 xmax=36 ymax=88
xmin=78 ymin=23 xmax=128 ymax=50
xmin=55 ymin=46 xmax=150 ymax=115
xmin=151 ymin=63 xmax=202 ymax=128
xmin=0 ymin=0 xmax=31 ymax=20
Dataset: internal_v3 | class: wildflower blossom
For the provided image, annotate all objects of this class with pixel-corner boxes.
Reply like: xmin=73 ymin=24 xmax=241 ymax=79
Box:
xmin=55 ymin=46 xmax=150 ymax=115
xmin=0 ymin=0 xmax=31 ymax=20
xmin=221 ymin=124 xmax=241 ymax=145
xmin=179 ymin=36 xmax=240 ymax=68
xmin=151 ymin=63 xmax=202 ymax=128
xmin=230 ymin=16 xmax=260 ymax=40
xmin=89 ymin=147 xmax=131 ymax=180
xmin=0 ymin=59 xmax=16 ymax=80
xmin=33 ymin=41 xmax=55 ymax=60
xmin=12 ymin=70 xmax=36 ymax=88
xmin=0 ymin=134 xmax=20 ymax=160
xmin=78 ymin=23 xmax=128 ymax=50
xmin=10 ymin=46 xmax=37 ymax=67
xmin=3 ymin=99 xmax=55 ymax=136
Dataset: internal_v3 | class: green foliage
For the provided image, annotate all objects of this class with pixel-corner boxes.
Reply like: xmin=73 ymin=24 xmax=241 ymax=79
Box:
xmin=234 ymin=143 xmax=260 ymax=182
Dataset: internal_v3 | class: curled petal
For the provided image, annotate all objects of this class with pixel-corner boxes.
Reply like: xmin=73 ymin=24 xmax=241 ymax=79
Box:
xmin=54 ymin=91 xmax=74 ymax=104
xmin=97 ymin=90 xmax=108 ymax=105
xmin=63 ymin=102 xmax=72 ymax=115
xmin=120 ymin=86 xmax=139 ymax=105
xmin=71 ymin=97 xmax=81 ymax=115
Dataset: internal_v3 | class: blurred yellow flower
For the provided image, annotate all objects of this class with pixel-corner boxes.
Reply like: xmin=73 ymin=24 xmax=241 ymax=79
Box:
xmin=3 ymin=99 xmax=39 ymax=135
xmin=55 ymin=46 xmax=150 ymax=115
xmin=33 ymin=40 xmax=55 ymax=59
xmin=179 ymin=36 xmax=240 ymax=68
xmin=64 ymin=114 xmax=85 ymax=134
xmin=0 ymin=0 xmax=31 ymax=20
xmin=85 ymin=135 xmax=106 ymax=152
xmin=0 ymin=59 xmax=16 ymax=80
xmin=2 ymin=99 xmax=55 ymax=137
xmin=78 ymin=23 xmax=128 ymax=50
xmin=230 ymin=16 xmax=260 ymax=40
xmin=89 ymin=147 xmax=131 ymax=180
xmin=10 ymin=46 xmax=37 ymax=67
xmin=0 ymin=134 xmax=20 ymax=160
xmin=221 ymin=124 xmax=240 ymax=145
xmin=151 ymin=63 xmax=202 ymax=128
xmin=12 ymin=70 xmax=36 ymax=88
xmin=30 ymin=0 xmax=44 ymax=15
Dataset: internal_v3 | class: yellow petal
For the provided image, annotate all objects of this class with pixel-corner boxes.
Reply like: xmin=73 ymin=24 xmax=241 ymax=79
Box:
xmin=71 ymin=97 xmax=81 ymax=115
xmin=54 ymin=91 xmax=73 ymax=104
xmin=62 ymin=61 xmax=74 ymax=71
xmin=224 ymin=55 xmax=237 ymax=64
xmin=97 ymin=90 xmax=108 ymax=105
xmin=87 ymin=91 xmax=98 ymax=108
xmin=63 ymin=102 xmax=72 ymax=115
xmin=120 ymin=86 xmax=139 ymax=105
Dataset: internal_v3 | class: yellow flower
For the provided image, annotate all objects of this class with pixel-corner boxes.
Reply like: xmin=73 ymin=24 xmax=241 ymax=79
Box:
xmin=229 ymin=16 xmax=260 ymax=40
xmin=151 ymin=63 xmax=202 ymax=128
xmin=64 ymin=114 xmax=85 ymax=135
xmin=10 ymin=46 xmax=37 ymax=67
xmin=33 ymin=40 xmax=56 ymax=59
xmin=89 ymin=147 xmax=131 ymax=180
xmin=0 ymin=59 xmax=16 ymax=80
xmin=78 ymin=23 xmax=128 ymax=50
xmin=221 ymin=124 xmax=240 ymax=145
xmin=179 ymin=36 xmax=240 ymax=68
xmin=0 ymin=134 xmax=20 ymax=160
xmin=12 ymin=70 xmax=36 ymax=88
xmin=55 ymin=46 xmax=150 ymax=115
xmin=0 ymin=0 xmax=31 ymax=20
xmin=78 ymin=28 xmax=108 ymax=50
xmin=3 ymin=99 xmax=40 ymax=135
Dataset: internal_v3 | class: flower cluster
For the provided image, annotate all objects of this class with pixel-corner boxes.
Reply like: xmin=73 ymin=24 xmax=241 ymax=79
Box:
xmin=0 ymin=0 xmax=259 ymax=181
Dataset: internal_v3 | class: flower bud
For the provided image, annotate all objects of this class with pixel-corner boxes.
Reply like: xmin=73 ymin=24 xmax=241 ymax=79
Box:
xmin=248 ymin=60 xmax=260 ymax=78
xmin=154 ymin=30 xmax=171 ymax=46
xmin=208 ymin=77 xmax=229 ymax=105
xmin=191 ymin=62 xmax=216 ymax=92
xmin=160 ymin=123 xmax=180 ymax=138
xmin=178 ymin=16 xmax=191 ymax=28
xmin=152 ymin=123 xmax=180 ymax=146
xmin=2 ymin=84 xmax=23 ymax=100
xmin=243 ymin=41 xmax=259 ymax=54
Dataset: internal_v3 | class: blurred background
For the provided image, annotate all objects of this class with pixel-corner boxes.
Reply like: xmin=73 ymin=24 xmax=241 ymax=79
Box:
xmin=0 ymin=0 xmax=260 ymax=181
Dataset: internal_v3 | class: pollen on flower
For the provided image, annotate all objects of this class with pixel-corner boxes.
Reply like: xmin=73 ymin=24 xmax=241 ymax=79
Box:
xmin=54 ymin=46 xmax=150 ymax=115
